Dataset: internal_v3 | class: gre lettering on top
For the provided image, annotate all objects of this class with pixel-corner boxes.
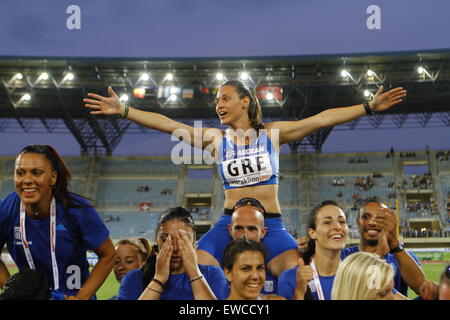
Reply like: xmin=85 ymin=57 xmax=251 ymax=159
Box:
xmin=222 ymin=153 xmax=272 ymax=187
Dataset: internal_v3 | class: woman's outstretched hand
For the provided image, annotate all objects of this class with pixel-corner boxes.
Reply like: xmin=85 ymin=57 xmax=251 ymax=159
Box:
xmin=370 ymin=86 xmax=407 ymax=112
xmin=83 ymin=86 xmax=123 ymax=115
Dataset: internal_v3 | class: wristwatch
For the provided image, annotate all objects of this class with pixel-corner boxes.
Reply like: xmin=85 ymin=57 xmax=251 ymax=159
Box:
xmin=389 ymin=242 xmax=405 ymax=254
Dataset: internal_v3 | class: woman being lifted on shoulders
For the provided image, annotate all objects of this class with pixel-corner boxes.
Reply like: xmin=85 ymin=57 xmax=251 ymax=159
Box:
xmin=84 ymin=80 xmax=406 ymax=277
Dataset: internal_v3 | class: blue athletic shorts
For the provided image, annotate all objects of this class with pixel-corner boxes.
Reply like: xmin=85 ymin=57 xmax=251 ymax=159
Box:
xmin=196 ymin=213 xmax=298 ymax=265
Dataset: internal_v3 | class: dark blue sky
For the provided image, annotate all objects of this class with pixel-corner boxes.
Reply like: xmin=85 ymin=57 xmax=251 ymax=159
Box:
xmin=1 ymin=0 xmax=450 ymax=58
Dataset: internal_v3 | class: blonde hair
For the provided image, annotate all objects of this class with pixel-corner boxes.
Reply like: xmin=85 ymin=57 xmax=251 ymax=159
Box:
xmin=115 ymin=237 xmax=151 ymax=263
xmin=331 ymin=252 xmax=394 ymax=300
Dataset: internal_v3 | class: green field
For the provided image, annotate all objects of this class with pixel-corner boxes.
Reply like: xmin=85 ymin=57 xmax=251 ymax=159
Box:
xmin=5 ymin=262 xmax=447 ymax=300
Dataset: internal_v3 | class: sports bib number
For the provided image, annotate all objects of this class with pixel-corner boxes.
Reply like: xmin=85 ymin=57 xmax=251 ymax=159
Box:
xmin=222 ymin=153 xmax=273 ymax=187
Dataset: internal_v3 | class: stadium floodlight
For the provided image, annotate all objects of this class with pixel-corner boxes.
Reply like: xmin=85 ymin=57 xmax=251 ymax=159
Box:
xmin=340 ymin=69 xmax=349 ymax=78
xmin=17 ymin=93 xmax=32 ymax=105
xmin=139 ymin=73 xmax=149 ymax=81
xmin=169 ymin=86 xmax=180 ymax=95
xmin=164 ymin=73 xmax=174 ymax=82
xmin=366 ymin=69 xmax=374 ymax=77
xmin=119 ymin=94 xmax=129 ymax=102
xmin=66 ymin=72 xmax=74 ymax=81
xmin=265 ymin=92 xmax=274 ymax=101
xmin=364 ymin=90 xmax=370 ymax=97
xmin=216 ymin=72 xmax=225 ymax=81
xmin=61 ymin=72 xmax=75 ymax=83
xmin=7 ymin=73 xmax=24 ymax=85
xmin=239 ymin=72 xmax=250 ymax=81
xmin=39 ymin=72 xmax=49 ymax=81
xmin=416 ymin=66 xmax=433 ymax=80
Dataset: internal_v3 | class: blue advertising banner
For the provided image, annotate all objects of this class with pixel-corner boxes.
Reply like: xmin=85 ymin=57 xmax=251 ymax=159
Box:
xmin=1 ymin=0 xmax=450 ymax=58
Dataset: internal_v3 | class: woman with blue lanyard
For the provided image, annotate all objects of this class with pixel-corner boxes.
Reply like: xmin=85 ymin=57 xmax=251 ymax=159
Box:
xmin=0 ymin=144 xmax=115 ymax=300
xmin=118 ymin=207 xmax=228 ymax=300
xmin=277 ymin=200 xmax=348 ymax=300
xmin=84 ymin=81 xmax=406 ymax=277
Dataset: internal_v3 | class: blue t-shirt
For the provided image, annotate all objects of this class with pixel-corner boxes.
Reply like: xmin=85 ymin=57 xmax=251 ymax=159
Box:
xmin=340 ymin=246 xmax=422 ymax=297
xmin=261 ymin=272 xmax=278 ymax=295
xmin=118 ymin=264 xmax=229 ymax=300
xmin=278 ymin=266 xmax=335 ymax=300
xmin=0 ymin=192 xmax=110 ymax=297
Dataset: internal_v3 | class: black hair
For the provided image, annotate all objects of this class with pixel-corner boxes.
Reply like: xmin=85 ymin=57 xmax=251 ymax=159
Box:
xmin=17 ymin=144 xmax=91 ymax=210
xmin=357 ymin=199 xmax=384 ymax=218
xmin=232 ymin=197 xmax=266 ymax=218
xmin=0 ymin=269 xmax=50 ymax=300
xmin=222 ymin=237 xmax=267 ymax=271
xmin=141 ymin=207 xmax=195 ymax=287
xmin=301 ymin=200 xmax=345 ymax=300
xmin=220 ymin=80 xmax=264 ymax=131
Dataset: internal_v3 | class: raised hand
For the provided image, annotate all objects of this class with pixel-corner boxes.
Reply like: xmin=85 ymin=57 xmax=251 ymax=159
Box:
xmin=83 ymin=86 xmax=123 ymax=115
xmin=375 ymin=208 xmax=399 ymax=249
xmin=374 ymin=229 xmax=391 ymax=257
xmin=294 ymin=257 xmax=314 ymax=300
xmin=178 ymin=229 xmax=200 ymax=278
xmin=370 ymin=85 xmax=407 ymax=112
xmin=154 ymin=235 xmax=173 ymax=283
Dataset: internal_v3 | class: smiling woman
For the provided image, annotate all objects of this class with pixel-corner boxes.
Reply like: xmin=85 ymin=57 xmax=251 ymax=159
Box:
xmin=0 ymin=144 xmax=116 ymax=300
xmin=222 ymin=238 xmax=284 ymax=300
xmin=277 ymin=200 xmax=348 ymax=300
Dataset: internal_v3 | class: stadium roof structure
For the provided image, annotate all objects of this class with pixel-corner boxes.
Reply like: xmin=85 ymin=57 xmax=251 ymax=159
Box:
xmin=1 ymin=51 xmax=449 ymax=155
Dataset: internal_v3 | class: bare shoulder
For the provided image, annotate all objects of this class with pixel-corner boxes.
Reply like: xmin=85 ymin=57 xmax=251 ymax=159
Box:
xmin=264 ymin=121 xmax=281 ymax=130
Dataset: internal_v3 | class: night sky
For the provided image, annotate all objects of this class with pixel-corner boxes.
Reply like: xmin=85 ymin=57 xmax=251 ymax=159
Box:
xmin=0 ymin=0 xmax=449 ymax=155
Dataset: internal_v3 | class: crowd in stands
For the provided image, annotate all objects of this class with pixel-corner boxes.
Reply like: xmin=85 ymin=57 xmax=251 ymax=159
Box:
xmin=406 ymin=201 xmax=440 ymax=217
xmin=436 ymin=150 xmax=450 ymax=161
xmin=373 ymin=171 xmax=383 ymax=178
xmin=136 ymin=185 xmax=149 ymax=192
xmin=401 ymin=227 xmax=450 ymax=238
xmin=351 ymin=194 xmax=379 ymax=210
xmin=400 ymin=152 xmax=417 ymax=158
xmin=408 ymin=173 xmax=433 ymax=189
xmin=190 ymin=207 xmax=210 ymax=221
xmin=331 ymin=178 xmax=345 ymax=186
xmin=406 ymin=201 xmax=433 ymax=213
xmin=354 ymin=176 xmax=375 ymax=191
xmin=160 ymin=188 xmax=174 ymax=195
xmin=348 ymin=157 xmax=368 ymax=164
xmin=104 ymin=215 xmax=122 ymax=223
